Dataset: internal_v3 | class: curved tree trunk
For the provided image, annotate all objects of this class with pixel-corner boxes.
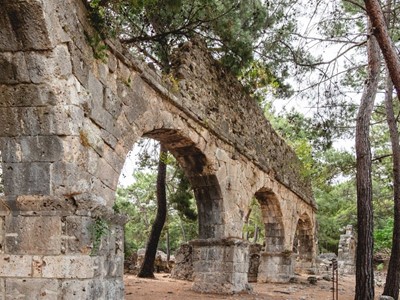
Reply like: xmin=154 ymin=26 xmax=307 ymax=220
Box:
xmin=364 ymin=1 xmax=400 ymax=298
xmin=137 ymin=143 xmax=168 ymax=278
xmin=383 ymin=76 xmax=400 ymax=299
xmin=364 ymin=0 xmax=400 ymax=98
xmin=354 ymin=24 xmax=380 ymax=300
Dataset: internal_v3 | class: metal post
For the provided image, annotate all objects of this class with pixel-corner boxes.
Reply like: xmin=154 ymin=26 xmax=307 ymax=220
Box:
xmin=332 ymin=258 xmax=338 ymax=300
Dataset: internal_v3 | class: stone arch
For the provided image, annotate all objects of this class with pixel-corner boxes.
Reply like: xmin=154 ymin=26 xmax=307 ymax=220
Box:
xmin=0 ymin=0 xmax=317 ymax=296
xmin=140 ymin=128 xmax=224 ymax=239
xmin=293 ymin=213 xmax=314 ymax=269
xmin=254 ymin=188 xmax=284 ymax=252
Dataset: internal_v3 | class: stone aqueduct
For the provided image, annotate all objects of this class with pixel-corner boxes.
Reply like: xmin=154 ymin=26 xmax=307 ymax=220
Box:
xmin=0 ymin=0 xmax=317 ymax=298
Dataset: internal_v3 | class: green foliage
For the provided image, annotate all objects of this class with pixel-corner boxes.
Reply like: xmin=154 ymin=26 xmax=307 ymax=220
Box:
xmin=90 ymin=218 xmax=109 ymax=255
xmin=88 ymin=0 xmax=268 ymax=70
xmin=115 ymin=143 xmax=198 ymax=257
xmin=86 ymin=32 xmax=109 ymax=62
xmin=315 ymin=181 xmax=357 ymax=252
xmin=374 ymin=218 xmax=393 ymax=252
xmin=86 ymin=0 xmax=310 ymax=97
xmin=169 ymin=168 xmax=197 ymax=221
xmin=242 ymin=198 xmax=264 ymax=243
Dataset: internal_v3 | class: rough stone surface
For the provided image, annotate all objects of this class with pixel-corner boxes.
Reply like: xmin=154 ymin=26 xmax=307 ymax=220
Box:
xmin=136 ymin=249 xmax=174 ymax=273
xmin=247 ymin=244 xmax=262 ymax=283
xmin=0 ymin=0 xmax=317 ymax=298
xmin=337 ymin=225 xmax=356 ymax=275
xmin=171 ymin=244 xmax=194 ymax=281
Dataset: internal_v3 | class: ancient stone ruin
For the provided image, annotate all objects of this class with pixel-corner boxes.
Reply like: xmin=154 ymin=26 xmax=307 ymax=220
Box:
xmin=0 ymin=0 xmax=317 ymax=298
xmin=338 ymin=225 xmax=356 ymax=274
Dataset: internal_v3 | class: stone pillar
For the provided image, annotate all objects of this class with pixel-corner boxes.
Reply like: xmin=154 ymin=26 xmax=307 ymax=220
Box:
xmin=0 ymin=195 xmax=126 ymax=299
xmin=257 ymin=251 xmax=294 ymax=283
xmin=190 ymin=238 xmax=251 ymax=294
xmin=337 ymin=225 xmax=356 ymax=274
xmin=247 ymin=244 xmax=262 ymax=283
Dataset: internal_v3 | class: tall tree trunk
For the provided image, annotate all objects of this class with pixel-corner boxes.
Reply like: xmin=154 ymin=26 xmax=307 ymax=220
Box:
xmin=138 ymin=144 xmax=168 ymax=278
xmin=365 ymin=1 xmax=400 ymax=297
xmin=253 ymin=225 xmax=259 ymax=243
xmin=383 ymin=75 xmax=400 ymax=299
xmin=354 ymin=23 xmax=381 ymax=300
xmin=364 ymin=0 xmax=400 ymax=97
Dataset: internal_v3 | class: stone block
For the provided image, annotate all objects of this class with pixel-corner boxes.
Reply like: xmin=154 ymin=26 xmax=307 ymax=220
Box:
xmin=90 ymin=102 xmax=121 ymax=140
xmin=5 ymin=278 xmax=60 ymax=300
xmin=107 ymin=54 xmax=117 ymax=73
xmin=105 ymin=254 xmax=124 ymax=277
xmin=0 ymin=84 xmax=58 ymax=107
xmin=50 ymin=162 xmax=91 ymax=196
xmin=79 ymin=119 xmax=105 ymax=157
xmin=3 ymin=162 xmax=50 ymax=195
xmin=103 ymin=88 xmax=123 ymax=119
xmin=84 ymin=178 xmax=114 ymax=208
xmin=0 ymin=52 xmax=29 ymax=84
xmin=104 ymin=278 xmax=124 ymax=300
xmin=100 ymin=129 xmax=118 ymax=149
xmin=13 ymin=195 xmax=76 ymax=215
xmin=0 ymin=254 xmax=32 ymax=277
xmin=25 ymin=45 xmax=72 ymax=83
xmin=5 ymin=216 xmax=61 ymax=255
xmin=69 ymin=42 xmax=90 ymax=88
xmin=63 ymin=216 xmax=93 ymax=254
xmin=1 ymin=136 xmax=63 ymax=163
xmin=117 ymin=79 xmax=149 ymax=123
xmin=0 ymin=2 xmax=56 ymax=51
xmin=88 ymin=71 xmax=104 ymax=104
xmin=95 ymin=158 xmax=119 ymax=190
xmin=0 ymin=105 xmax=83 ymax=137
xmin=61 ymin=279 xmax=104 ymax=300
xmin=39 ymin=255 xmax=95 ymax=279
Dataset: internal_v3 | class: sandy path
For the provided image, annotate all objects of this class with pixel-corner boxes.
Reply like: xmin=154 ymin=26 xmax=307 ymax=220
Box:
xmin=124 ymin=273 xmax=385 ymax=299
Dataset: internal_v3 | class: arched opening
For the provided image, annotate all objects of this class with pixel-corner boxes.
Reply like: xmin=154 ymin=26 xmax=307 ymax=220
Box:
xmin=253 ymin=188 xmax=293 ymax=283
xmin=254 ymin=188 xmax=284 ymax=253
xmin=243 ymin=198 xmax=264 ymax=283
xmin=116 ymin=129 xmax=223 ymax=276
xmin=293 ymin=213 xmax=314 ymax=272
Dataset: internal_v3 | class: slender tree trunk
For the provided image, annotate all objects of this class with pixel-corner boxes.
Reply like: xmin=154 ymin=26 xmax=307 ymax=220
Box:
xmin=179 ymin=217 xmax=187 ymax=242
xmin=364 ymin=0 xmax=400 ymax=98
xmin=253 ymin=225 xmax=259 ymax=243
xmin=383 ymin=75 xmax=400 ymax=299
xmin=354 ymin=23 xmax=381 ymax=300
xmin=365 ymin=1 xmax=400 ymax=297
xmin=138 ymin=144 xmax=168 ymax=278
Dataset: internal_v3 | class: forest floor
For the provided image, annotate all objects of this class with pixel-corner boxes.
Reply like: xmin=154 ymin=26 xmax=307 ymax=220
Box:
xmin=124 ymin=272 xmax=385 ymax=300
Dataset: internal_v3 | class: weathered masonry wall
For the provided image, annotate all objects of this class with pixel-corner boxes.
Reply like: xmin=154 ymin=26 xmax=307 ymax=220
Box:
xmin=0 ymin=0 xmax=317 ymax=298
xmin=170 ymin=40 xmax=314 ymax=206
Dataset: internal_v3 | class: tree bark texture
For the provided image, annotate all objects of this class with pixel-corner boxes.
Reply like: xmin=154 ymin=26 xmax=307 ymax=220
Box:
xmin=364 ymin=0 xmax=400 ymax=98
xmin=138 ymin=144 xmax=168 ymax=278
xmin=383 ymin=76 xmax=400 ymax=299
xmin=354 ymin=27 xmax=380 ymax=300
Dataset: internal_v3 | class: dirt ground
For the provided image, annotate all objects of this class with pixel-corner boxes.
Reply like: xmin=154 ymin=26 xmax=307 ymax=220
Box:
xmin=124 ymin=273 xmax=385 ymax=300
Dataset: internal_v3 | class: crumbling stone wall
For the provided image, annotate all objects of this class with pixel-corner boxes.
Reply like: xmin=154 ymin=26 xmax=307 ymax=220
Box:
xmin=171 ymin=243 xmax=194 ymax=281
xmin=170 ymin=40 xmax=314 ymax=206
xmin=338 ymin=225 xmax=356 ymax=274
xmin=0 ymin=0 xmax=317 ymax=297
xmin=248 ymin=244 xmax=262 ymax=283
